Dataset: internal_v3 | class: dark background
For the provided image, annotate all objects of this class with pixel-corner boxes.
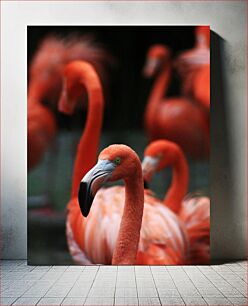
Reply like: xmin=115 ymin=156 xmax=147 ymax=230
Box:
xmin=28 ymin=26 xmax=195 ymax=131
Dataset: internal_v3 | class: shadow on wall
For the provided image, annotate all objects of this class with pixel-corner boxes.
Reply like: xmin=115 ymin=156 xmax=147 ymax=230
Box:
xmin=210 ymin=31 xmax=239 ymax=262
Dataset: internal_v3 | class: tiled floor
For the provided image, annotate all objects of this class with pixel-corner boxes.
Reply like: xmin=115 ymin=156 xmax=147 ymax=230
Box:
xmin=1 ymin=260 xmax=247 ymax=305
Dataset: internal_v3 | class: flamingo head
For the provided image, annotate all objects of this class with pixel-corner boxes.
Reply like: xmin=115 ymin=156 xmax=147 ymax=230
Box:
xmin=78 ymin=144 xmax=141 ymax=217
xmin=143 ymin=45 xmax=171 ymax=77
xmin=58 ymin=60 xmax=86 ymax=115
xmin=142 ymin=140 xmax=182 ymax=182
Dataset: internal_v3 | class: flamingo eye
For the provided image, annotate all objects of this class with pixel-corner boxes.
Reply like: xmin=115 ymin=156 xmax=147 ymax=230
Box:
xmin=114 ymin=157 xmax=121 ymax=165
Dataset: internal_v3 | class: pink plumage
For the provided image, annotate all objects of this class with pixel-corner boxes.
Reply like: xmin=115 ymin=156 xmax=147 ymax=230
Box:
xmin=179 ymin=195 xmax=210 ymax=264
xmin=66 ymin=186 xmax=189 ymax=265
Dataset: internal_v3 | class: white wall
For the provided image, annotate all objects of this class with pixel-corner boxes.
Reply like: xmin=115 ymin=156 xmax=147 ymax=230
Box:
xmin=1 ymin=1 xmax=247 ymax=260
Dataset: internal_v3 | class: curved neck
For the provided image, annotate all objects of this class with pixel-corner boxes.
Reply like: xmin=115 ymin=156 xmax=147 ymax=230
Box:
xmin=163 ymin=150 xmax=189 ymax=214
xmin=112 ymin=166 xmax=144 ymax=265
xmin=71 ymin=72 xmax=104 ymax=198
xmin=145 ymin=62 xmax=171 ymax=132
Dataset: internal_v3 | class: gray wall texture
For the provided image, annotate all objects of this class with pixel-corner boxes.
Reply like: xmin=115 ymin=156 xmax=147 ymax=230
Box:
xmin=1 ymin=1 xmax=247 ymax=260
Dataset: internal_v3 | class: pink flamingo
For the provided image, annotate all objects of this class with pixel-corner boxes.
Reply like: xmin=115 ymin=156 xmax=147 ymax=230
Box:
xmin=78 ymin=144 xmax=189 ymax=265
xmin=143 ymin=44 xmax=209 ymax=160
xmin=142 ymin=140 xmax=210 ymax=264
xmin=28 ymin=35 xmax=111 ymax=170
xmin=175 ymin=26 xmax=210 ymax=111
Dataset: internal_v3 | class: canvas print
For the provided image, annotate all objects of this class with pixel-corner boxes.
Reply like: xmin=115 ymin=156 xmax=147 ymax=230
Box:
xmin=28 ymin=26 xmax=210 ymax=265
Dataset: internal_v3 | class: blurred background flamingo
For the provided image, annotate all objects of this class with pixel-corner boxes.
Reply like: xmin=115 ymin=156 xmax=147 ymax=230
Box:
xmin=143 ymin=44 xmax=209 ymax=159
xmin=175 ymin=26 xmax=210 ymax=111
xmin=142 ymin=140 xmax=210 ymax=264
xmin=58 ymin=60 xmax=105 ymax=264
xmin=28 ymin=34 xmax=112 ymax=171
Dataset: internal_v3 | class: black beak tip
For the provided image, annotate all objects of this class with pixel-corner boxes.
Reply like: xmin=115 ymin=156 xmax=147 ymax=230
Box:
xmin=78 ymin=182 xmax=94 ymax=217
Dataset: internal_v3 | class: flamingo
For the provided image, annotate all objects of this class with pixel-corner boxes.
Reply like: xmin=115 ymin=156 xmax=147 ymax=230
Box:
xmin=28 ymin=35 xmax=111 ymax=170
xmin=59 ymin=61 xmax=188 ymax=265
xmin=28 ymin=103 xmax=57 ymax=170
xmin=143 ymin=44 xmax=209 ymax=160
xmin=78 ymin=144 xmax=189 ymax=265
xmin=29 ymin=35 xmax=111 ymax=107
xmin=175 ymin=26 xmax=210 ymax=110
xmin=142 ymin=140 xmax=210 ymax=264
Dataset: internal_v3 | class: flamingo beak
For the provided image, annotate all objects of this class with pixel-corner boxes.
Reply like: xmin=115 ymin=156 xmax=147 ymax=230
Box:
xmin=58 ymin=78 xmax=76 ymax=115
xmin=143 ymin=59 xmax=160 ymax=77
xmin=78 ymin=160 xmax=116 ymax=217
xmin=142 ymin=156 xmax=159 ymax=182
xmin=58 ymin=89 xmax=75 ymax=115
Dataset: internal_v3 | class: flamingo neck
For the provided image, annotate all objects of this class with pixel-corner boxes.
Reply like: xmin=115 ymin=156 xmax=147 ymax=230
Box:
xmin=163 ymin=150 xmax=189 ymax=214
xmin=71 ymin=74 xmax=104 ymax=198
xmin=145 ymin=62 xmax=171 ymax=134
xmin=112 ymin=165 xmax=144 ymax=265
xmin=28 ymin=82 xmax=44 ymax=106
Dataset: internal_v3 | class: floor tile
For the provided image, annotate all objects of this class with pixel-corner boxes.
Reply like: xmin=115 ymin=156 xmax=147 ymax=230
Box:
xmin=160 ymin=297 xmax=185 ymax=305
xmin=11 ymin=265 xmax=35 ymax=272
xmin=116 ymin=280 xmax=136 ymax=287
xmin=92 ymin=281 xmax=116 ymax=288
xmin=22 ymin=281 xmax=54 ymax=297
xmin=178 ymin=289 xmax=201 ymax=298
xmin=61 ymin=297 xmax=86 ymax=305
xmin=40 ymin=272 xmax=63 ymax=281
xmin=118 ymin=266 xmax=134 ymax=272
xmin=2 ymin=288 xmax=29 ymax=298
xmin=1 ymin=260 xmax=247 ymax=306
xmin=228 ymin=297 xmax=248 ymax=305
xmin=138 ymin=287 xmax=158 ymax=297
xmin=67 ymin=285 xmax=91 ymax=297
xmin=138 ymin=297 xmax=161 ymax=305
xmin=136 ymin=278 xmax=155 ymax=287
xmin=182 ymin=297 xmax=207 ymax=305
xmin=99 ymin=266 xmax=117 ymax=272
xmin=3 ymin=272 xmax=28 ymax=280
xmin=12 ymin=297 xmax=40 ymax=305
xmin=115 ymin=297 xmax=138 ymax=305
xmin=45 ymin=284 xmax=72 ymax=297
xmin=22 ymin=272 xmax=46 ymax=280
xmin=197 ymin=287 xmax=224 ymax=297
xmin=83 ymin=266 xmax=99 ymax=273
xmin=0 ymin=297 xmax=17 ymax=306
xmin=77 ymin=276 xmax=95 ymax=284
xmin=65 ymin=266 xmax=85 ymax=272
xmin=32 ymin=266 xmax=52 ymax=272
xmin=84 ymin=297 xmax=114 ymax=305
xmin=218 ymin=286 xmax=244 ymax=297
xmin=88 ymin=287 xmax=115 ymax=297
xmin=157 ymin=288 xmax=180 ymax=298
xmin=204 ymin=297 xmax=232 ymax=305
xmin=49 ymin=266 xmax=69 ymax=272
xmin=37 ymin=297 xmax=64 ymax=305
xmin=2 ymin=260 xmax=24 ymax=266
xmin=115 ymin=287 xmax=137 ymax=298
xmin=154 ymin=280 xmax=176 ymax=288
